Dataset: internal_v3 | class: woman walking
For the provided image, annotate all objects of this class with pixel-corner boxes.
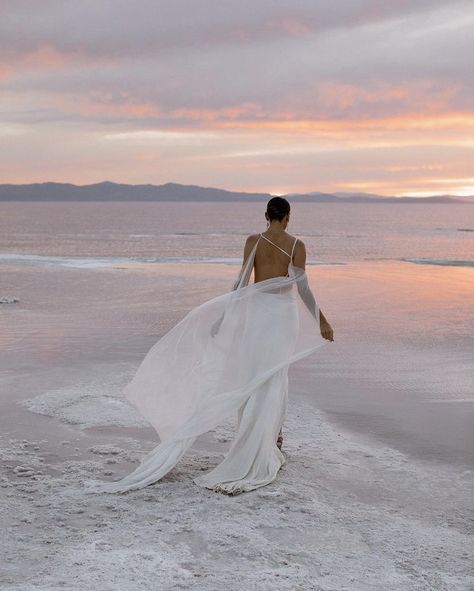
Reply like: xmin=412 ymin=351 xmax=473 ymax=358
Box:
xmin=85 ymin=197 xmax=334 ymax=495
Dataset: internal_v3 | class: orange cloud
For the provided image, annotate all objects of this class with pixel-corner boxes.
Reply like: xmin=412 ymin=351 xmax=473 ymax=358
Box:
xmin=203 ymin=112 xmax=474 ymax=136
xmin=51 ymin=94 xmax=163 ymax=119
xmin=0 ymin=43 xmax=115 ymax=79
xmin=22 ymin=44 xmax=72 ymax=68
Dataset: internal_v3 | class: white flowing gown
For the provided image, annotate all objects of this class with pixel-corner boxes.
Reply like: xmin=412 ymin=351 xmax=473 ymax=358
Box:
xmin=84 ymin=233 xmax=328 ymax=495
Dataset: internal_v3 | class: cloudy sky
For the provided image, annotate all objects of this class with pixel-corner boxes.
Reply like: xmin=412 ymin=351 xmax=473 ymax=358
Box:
xmin=1 ymin=0 xmax=473 ymax=196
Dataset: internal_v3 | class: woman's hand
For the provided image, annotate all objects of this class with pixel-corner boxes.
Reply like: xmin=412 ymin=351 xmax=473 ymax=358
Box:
xmin=320 ymin=320 xmax=334 ymax=342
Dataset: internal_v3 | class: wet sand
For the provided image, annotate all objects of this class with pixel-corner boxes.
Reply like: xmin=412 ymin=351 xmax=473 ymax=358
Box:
xmin=1 ymin=259 xmax=473 ymax=589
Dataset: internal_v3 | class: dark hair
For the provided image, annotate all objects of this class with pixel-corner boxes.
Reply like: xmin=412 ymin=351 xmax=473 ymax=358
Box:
xmin=266 ymin=196 xmax=290 ymax=222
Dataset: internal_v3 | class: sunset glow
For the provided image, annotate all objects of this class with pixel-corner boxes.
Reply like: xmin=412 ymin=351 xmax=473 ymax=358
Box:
xmin=1 ymin=1 xmax=473 ymax=197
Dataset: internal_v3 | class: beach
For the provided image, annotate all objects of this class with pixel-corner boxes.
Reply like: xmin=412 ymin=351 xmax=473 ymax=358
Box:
xmin=1 ymin=240 xmax=473 ymax=589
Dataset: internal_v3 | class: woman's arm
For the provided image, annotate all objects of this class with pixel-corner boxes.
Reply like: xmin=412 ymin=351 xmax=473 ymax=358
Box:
xmin=213 ymin=235 xmax=258 ymax=337
xmin=242 ymin=234 xmax=258 ymax=266
xmin=294 ymin=240 xmax=334 ymax=342
xmin=319 ymin=310 xmax=334 ymax=341
xmin=232 ymin=234 xmax=259 ymax=290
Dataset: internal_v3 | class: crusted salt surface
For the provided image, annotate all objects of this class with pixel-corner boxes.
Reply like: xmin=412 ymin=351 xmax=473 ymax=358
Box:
xmin=209 ymin=418 xmax=236 ymax=443
xmin=0 ymin=295 xmax=19 ymax=304
xmin=1 ymin=393 xmax=473 ymax=590
xmin=18 ymin=368 xmax=148 ymax=429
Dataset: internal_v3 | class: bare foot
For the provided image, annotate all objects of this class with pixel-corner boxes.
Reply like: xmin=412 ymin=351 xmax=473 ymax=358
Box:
xmin=276 ymin=430 xmax=283 ymax=450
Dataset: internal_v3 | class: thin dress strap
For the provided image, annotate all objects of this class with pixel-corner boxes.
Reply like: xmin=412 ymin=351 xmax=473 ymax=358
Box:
xmin=290 ymin=237 xmax=298 ymax=260
xmin=259 ymin=233 xmax=292 ymax=258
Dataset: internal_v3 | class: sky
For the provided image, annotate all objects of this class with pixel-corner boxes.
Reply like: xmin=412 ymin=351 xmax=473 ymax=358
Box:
xmin=1 ymin=0 xmax=473 ymax=196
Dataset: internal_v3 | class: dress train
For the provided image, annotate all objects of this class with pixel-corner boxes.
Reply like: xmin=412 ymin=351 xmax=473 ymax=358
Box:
xmin=193 ymin=366 xmax=289 ymax=494
xmin=84 ymin=233 xmax=328 ymax=494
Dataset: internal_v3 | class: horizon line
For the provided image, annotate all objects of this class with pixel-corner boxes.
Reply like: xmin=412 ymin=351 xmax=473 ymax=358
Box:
xmin=1 ymin=180 xmax=473 ymax=200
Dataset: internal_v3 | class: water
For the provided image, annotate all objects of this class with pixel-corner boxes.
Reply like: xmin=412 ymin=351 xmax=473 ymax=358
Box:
xmin=0 ymin=201 xmax=472 ymax=264
xmin=0 ymin=200 xmax=473 ymax=469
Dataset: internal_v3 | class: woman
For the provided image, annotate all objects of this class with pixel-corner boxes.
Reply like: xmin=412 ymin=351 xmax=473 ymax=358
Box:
xmin=85 ymin=197 xmax=334 ymax=495
xmin=246 ymin=197 xmax=334 ymax=451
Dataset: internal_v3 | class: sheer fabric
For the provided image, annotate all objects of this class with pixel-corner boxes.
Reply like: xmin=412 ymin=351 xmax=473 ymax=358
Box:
xmin=84 ymin=235 xmax=328 ymax=494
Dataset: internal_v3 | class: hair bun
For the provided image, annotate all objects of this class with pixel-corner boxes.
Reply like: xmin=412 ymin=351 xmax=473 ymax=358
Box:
xmin=266 ymin=197 xmax=290 ymax=221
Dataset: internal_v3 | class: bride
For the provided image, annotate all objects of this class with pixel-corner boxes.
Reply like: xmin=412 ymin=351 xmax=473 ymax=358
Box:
xmin=85 ymin=197 xmax=334 ymax=495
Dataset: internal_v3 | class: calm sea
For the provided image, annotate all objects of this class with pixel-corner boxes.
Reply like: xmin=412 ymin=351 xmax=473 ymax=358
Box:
xmin=0 ymin=201 xmax=472 ymax=265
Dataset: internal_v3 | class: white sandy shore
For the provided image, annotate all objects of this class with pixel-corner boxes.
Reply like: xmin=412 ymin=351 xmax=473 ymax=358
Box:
xmin=1 ymin=258 xmax=473 ymax=589
xmin=1 ymin=360 xmax=473 ymax=591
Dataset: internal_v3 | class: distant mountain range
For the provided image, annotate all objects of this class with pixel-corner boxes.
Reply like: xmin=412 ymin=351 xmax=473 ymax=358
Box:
xmin=0 ymin=181 xmax=472 ymax=204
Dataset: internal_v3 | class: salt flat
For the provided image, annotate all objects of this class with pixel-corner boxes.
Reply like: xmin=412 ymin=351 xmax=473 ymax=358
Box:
xmin=1 ymin=362 xmax=472 ymax=590
xmin=1 ymin=258 xmax=473 ymax=590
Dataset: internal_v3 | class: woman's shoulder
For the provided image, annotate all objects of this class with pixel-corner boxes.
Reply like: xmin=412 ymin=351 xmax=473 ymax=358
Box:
xmin=245 ymin=233 xmax=261 ymax=246
xmin=285 ymin=233 xmax=306 ymax=250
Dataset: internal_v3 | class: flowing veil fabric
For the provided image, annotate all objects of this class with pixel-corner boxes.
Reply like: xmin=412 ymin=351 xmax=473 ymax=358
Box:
xmin=84 ymin=235 xmax=328 ymax=494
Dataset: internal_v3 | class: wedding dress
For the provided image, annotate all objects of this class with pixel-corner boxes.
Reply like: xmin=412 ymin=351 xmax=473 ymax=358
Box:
xmin=84 ymin=233 xmax=328 ymax=495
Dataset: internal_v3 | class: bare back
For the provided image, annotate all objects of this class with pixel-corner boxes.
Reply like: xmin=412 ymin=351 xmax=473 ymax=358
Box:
xmin=243 ymin=232 xmax=305 ymax=283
